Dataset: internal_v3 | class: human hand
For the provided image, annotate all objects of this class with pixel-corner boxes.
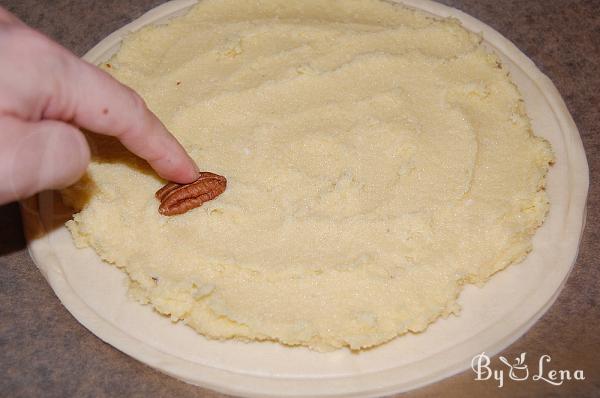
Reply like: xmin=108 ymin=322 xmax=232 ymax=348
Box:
xmin=0 ymin=7 xmax=200 ymax=206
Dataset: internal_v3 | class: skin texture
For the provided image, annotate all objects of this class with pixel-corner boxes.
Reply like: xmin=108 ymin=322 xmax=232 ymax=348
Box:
xmin=0 ymin=7 xmax=199 ymax=205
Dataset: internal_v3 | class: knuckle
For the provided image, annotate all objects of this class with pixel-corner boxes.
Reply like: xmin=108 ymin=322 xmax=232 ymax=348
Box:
xmin=123 ymin=89 xmax=151 ymax=137
xmin=129 ymin=89 xmax=148 ymax=114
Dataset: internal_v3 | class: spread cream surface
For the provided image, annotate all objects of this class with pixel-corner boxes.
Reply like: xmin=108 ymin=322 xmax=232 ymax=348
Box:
xmin=63 ymin=0 xmax=553 ymax=350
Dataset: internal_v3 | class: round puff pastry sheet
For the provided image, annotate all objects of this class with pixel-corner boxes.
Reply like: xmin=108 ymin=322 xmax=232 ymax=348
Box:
xmin=62 ymin=0 xmax=552 ymax=351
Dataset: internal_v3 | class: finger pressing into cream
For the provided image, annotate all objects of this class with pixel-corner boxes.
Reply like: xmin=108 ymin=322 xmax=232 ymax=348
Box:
xmin=51 ymin=57 xmax=200 ymax=184
xmin=0 ymin=17 xmax=199 ymax=184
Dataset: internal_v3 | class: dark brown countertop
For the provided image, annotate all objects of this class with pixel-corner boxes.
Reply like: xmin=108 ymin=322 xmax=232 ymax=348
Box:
xmin=0 ymin=1 xmax=598 ymax=397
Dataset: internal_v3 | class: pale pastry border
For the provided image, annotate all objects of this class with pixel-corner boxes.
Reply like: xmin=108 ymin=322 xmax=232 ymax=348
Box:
xmin=21 ymin=0 xmax=589 ymax=396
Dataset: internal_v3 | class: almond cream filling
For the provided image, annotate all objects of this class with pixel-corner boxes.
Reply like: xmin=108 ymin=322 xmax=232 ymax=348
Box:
xmin=63 ymin=0 xmax=553 ymax=351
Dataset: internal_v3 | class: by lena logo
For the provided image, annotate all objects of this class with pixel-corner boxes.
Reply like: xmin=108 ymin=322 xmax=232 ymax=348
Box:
xmin=471 ymin=352 xmax=585 ymax=388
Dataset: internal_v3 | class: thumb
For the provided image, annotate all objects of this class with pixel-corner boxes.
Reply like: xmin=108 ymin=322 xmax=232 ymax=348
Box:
xmin=0 ymin=116 xmax=90 ymax=204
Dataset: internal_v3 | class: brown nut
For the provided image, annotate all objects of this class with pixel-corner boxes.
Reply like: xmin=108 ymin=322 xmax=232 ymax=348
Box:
xmin=155 ymin=172 xmax=227 ymax=216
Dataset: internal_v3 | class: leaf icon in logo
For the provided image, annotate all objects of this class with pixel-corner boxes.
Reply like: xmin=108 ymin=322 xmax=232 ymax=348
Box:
xmin=515 ymin=352 xmax=526 ymax=366
xmin=499 ymin=352 xmax=529 ymax=381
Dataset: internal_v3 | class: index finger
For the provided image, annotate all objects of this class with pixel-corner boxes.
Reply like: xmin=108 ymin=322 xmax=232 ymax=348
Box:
xmin=49 ymin=42 xmax=200 ymax=184
xmin=75 ymin=61 xmax=198 ymax=183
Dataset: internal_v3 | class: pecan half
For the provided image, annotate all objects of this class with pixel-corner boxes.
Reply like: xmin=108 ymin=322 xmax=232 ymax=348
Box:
xmin=155 ymin=172 xmax=227 ymax=216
